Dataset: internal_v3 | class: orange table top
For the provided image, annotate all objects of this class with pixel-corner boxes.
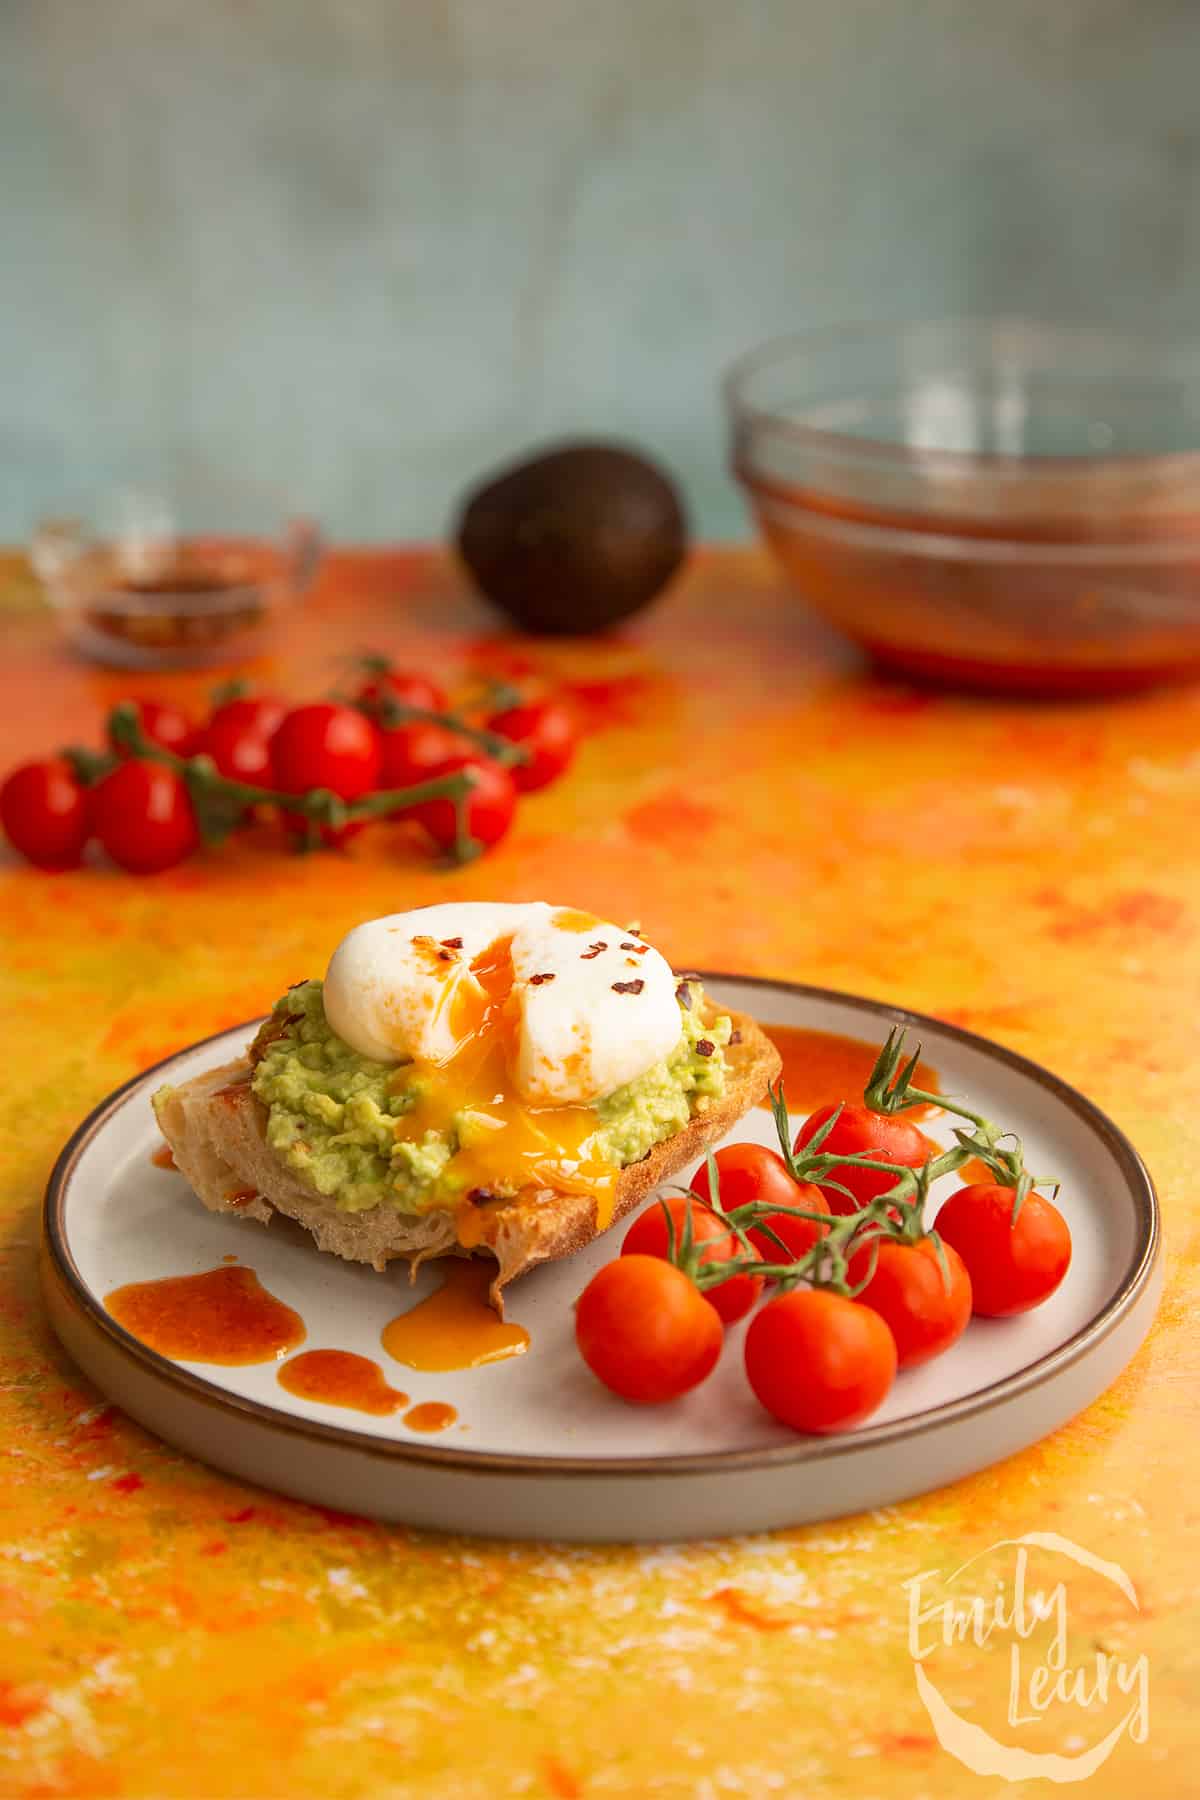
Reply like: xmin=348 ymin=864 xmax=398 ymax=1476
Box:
xmin=0 ymin=547 xmax=1192 ymax=1796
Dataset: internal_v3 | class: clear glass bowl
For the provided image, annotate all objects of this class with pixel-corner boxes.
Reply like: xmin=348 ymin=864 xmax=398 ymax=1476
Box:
xmin=30 ymin=474 xmax=320 ymax=670
xmin=725 ymin=320 xmax=1200 ymax=694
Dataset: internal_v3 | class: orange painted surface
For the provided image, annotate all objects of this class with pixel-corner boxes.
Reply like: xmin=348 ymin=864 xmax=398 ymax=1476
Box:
xmin=0 ymin=546 xmax=1191 ymax=1795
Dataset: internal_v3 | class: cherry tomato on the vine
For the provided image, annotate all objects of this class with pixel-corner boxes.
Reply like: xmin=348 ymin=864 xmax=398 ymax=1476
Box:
xmin=575 ymin=1255 xmax=723 ymax=1403
xmin=109 ymin=699 xmax=198 ymax=759
xmin=794 ymin=1102 xmax=929 ymax=1217
xmin=846 ymin=1234 xmax=972 ymax=1367
xmin=271 ymin=704 xmax=382 ymax=802
xmin=378 ymin=721 xmax=470 ymax=792
xmin=205 ymin=694 xmax=287 ymax=743
xmin=90 ymin=760 xmax=199 ymax=873
xmin=0 ymin=759 xmax=91 ymax=869
xmin=486 ymin=698 xmax=576 ymax=793
xmin=198 ymin=711 xmax=276 ymax=785
xmin=409 ymin=754 xmax=516 ymax=854
xmin=690 ymin=1143 xmax=830 ymax=1273
xmin=356 ymin=668 xmax=447 ymax=716
xmin=622 ymin=1195 xmax=763 ymax=1324
xmin=934 ymin=1184 xmax=1071 ymax=1317
xmin=744 ymin=1288 xmax=898 ymax=1433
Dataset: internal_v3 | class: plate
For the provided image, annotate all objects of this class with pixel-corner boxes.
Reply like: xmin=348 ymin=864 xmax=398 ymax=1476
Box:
xmin=42 ymin=977 xmax=1160 ymax=1541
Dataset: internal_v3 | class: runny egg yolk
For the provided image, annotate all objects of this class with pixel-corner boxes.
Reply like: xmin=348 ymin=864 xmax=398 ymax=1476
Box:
xmin=389 ymin=935 xmax=619 ymax=1235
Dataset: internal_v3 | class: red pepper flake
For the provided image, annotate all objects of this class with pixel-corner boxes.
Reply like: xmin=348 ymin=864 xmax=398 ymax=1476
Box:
xmin=695 ymin=1038 xmax=715 ymax=1057
xmin=436 ymin=950 xmax=455 ymax=962
xmin=440 ymin=937 xmax=464 ymax=950
xmin=728 ymin=1028 xmax=743 ymax=1045
xmin=620 ymin=941 xmax=649 ymax=954
xmin=529 ymin=972 xmax=556 ymax=985
xmin=612 ymin=979 xmax=645 ymax=995
xmin=675 ymin=982 xmax=692 ymax=1008
xmin=580 ymin=942 xmax=608 ymax=960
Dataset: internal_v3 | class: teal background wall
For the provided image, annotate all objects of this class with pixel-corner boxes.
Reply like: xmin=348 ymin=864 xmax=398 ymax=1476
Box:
xmin=4 ymin=1 xmax=1200 ymax=541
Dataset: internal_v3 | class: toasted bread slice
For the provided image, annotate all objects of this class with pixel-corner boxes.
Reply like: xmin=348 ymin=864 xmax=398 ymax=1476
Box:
xmin=153 ymin=1005 xmax=781 ymax=1306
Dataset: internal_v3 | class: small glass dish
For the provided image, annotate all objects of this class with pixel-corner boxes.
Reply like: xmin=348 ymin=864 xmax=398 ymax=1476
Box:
xmin=726 ymin=320 xmax=1200 ymax=695
xmin=31 ymin=477 xmax=320 ymax=670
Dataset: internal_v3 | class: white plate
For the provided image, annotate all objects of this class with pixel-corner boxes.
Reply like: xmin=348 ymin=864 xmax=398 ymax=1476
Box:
xmin=42 ymin=978 xmax=1160 ymax=1541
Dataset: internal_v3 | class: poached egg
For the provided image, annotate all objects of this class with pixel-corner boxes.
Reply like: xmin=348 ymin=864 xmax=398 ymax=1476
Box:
xmin=322 ymin=903 xmax=687 ymax=1224
xmin=323 ymin=901 xmax=683 ymax=1106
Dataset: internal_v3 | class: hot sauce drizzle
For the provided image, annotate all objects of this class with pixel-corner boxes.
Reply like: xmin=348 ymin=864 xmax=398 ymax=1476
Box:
xmin=760 ymin=1025 xmax=941 ymax=1119
xmin=278 ymin=1349 xmax=408 ymax=1416
xmin=403 ymin=1401 xmax=458 ymax=1433
xmin=105 ymin=1266 xmax=305 ymax=1364
xmin=381 ymin=1260 xmax=529 ymax=1371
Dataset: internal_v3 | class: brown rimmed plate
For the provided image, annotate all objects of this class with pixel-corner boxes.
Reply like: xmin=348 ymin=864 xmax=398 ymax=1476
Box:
xmin=41 ymin=977 xmax=1160 ymax=1541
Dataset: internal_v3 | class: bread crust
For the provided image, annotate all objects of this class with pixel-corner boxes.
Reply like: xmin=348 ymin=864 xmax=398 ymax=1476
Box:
xmin=153 ymin=1004 xmax=781 ymax=1307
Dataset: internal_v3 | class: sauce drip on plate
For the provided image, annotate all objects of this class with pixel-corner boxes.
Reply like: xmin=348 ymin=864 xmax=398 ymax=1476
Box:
xmin=278 ymin=1349 xmax=408 ymax=1416
xmin=382 ymin=1260 xmax=529 ymax=1371
xmin=761 ymin=1025 xmax=940 ymax=1119
xmin=403 ymin=1401 xmax=458 ymax=1432
xmin=105 ymin=1266 xmax=305 ymax=1364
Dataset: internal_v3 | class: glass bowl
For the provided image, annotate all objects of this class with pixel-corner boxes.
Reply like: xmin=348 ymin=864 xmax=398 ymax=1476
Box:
xmin=726 ymin=320 xmax=1200 ymax=695
xmin=30 ymin=474 xmax=321 ymax=671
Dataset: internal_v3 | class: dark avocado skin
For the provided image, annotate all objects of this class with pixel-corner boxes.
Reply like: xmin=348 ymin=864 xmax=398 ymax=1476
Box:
xmin=454 ymin=441 xmax=688 ymax=635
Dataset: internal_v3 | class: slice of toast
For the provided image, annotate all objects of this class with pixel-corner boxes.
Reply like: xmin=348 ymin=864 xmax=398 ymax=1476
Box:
xmin=153 ymin=1004 xmax=781 ymax=1306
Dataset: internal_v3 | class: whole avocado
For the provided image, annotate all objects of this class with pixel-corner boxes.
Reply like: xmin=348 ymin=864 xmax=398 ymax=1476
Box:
xmin=454 ymin=441 xmax=688 ymax=635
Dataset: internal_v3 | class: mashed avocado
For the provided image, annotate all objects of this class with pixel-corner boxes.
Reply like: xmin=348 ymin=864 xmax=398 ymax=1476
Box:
xmin=246 ymin=977 xmax=731 ymax=1215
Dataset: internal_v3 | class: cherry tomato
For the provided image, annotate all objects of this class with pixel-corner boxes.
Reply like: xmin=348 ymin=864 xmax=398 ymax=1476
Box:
xmin=622 ymin=1195 xmax=763 ymax=1324
xmin=690 ymin=1143 xmax=830 ymax=1272
xmin=197 ymin=711 xmax=276 ymax=785
xmin=575 ymin=1255 xmax=723 ymax=1403
xmin=378 ymin=720 xmax=470 ymax=791
xmin=846 ymin=1235 xmax=972 ymax=1367
xmin=271 ymin=704 xmax=382 ymax=802
xmin=90 ymin=760 xmax=199 ymax=873
xmin=744 ymin=1288 xmax=898 ymax=1433
xmin=486 ymin=698 xmax=576 ymax=793
xmin=0 ymin=758 xmax=91 ymax=869
xmin=205 ymin=694 xmax=287 ymax=743
xmin=410 ymin=754 xmax=516 ymax=854
xmin=356 ymin=668 xmax=447 ymax=716
xmin=794 ymin=1103 xmax=929 ymax=1217
xmin=934 ymin=1184 xmax=1072 ymax=1317
xmin=109 ymin=699 xmax=198 ymax=759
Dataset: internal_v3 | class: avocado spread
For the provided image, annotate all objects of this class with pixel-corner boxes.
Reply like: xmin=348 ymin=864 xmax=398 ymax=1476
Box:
xmin=242 ymin=978 xmax=731 ymax=1215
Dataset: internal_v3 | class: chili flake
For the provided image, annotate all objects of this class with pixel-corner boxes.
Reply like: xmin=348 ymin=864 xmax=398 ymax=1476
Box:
xmin=440 ymin=936 xmax=464 ymax=950
xmin=612 ymin=979 xmax=645 ymax=995
xmin=580 ymin=941 xmax=608 ymax=960
xmin=529 ymin=972 xmax=556 ymax=985
xmin=675 ymin=981 xmax=692 ymax=1008
xmin=695 ymin=1038 xmax=715 ymax=1057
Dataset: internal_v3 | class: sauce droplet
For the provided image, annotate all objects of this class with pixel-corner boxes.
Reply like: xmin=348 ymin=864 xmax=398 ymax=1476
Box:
xmin=150 ymin=1143 xmax=177 ymax=1170
xmin=105 ymin=1266 xmax=305 ymax=1365
xmin=381 ymin=1260 xmax=529 ymax=1371
xmin=403 ymin=1401 xmax=458 ymax=1433
xmin=760 ymin=1025 xmax=940 ymax=1118
xmin=278 ymin=1349 xmax=408 ymax=1416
